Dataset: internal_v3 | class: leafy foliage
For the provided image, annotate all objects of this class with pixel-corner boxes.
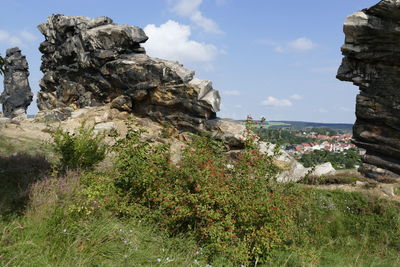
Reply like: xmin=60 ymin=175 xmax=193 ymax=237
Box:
xmin=49 ymin=123 xmax=107 ymax=171
xmin=112 ymin=126 xmax=307 ymax=264
xmin=300 ymin=148 xmax=361 ymax=169
xmin=256 ymin=128 xmax=315 ymax=146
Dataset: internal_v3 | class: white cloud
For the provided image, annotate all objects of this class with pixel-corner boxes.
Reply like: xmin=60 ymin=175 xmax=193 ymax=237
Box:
xmin=172 ymin=0 xmax=202 ymax=16
xmin=274 ymin=46 xmax=284 ymax=53
xmin=20 ymin=30 xmax=37 ymax=41
xmin=288 ymin=37 xmax=316 ymax=52
xmin=170 ymin=0 xmax=223 ymax=34
xmin=318 ymin=108 xmax=328 ymax=113
xmin=0 ymin=29 xmax=38 ymax=47
xmin=290 ymin=94 xmax=303 ymax=100
xmin=0 ymin=30 xmax=22 ymax=46
xmin=258 ymin=37 xmax=316 ymax=53
xmin=215 ymin=0 xmax=227 ymax=5
xmin=261 ymin=96 xmax=293 ymax=107
xmin=339 ymin=107 xmax=351 ymax=112
xmin=222 ymin=90 xmax=241 ymax=96
xmin=143 ymin=20 xmax=219 ymax=63
xmin=234 ymin=104 xmax=242 ymax=108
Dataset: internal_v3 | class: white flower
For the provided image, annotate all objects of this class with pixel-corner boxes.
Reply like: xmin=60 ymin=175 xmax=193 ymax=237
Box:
xmin=157 ymin=258 xmax=161 ymax=263
xmin=226 ymin=164 xmax=234 ymax=169
xmin=63 ymin=229 xmax=67 ymax=233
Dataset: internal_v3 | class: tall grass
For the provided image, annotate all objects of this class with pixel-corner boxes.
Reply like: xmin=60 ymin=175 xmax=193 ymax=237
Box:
xmin=2 ymin=125 xmax=400 ymax=266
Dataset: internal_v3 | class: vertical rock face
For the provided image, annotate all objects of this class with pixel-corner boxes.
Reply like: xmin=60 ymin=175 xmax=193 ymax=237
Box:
xmin=0 ymin=47 xmax=33 ymax=118
xmin=337 ymin=0 xmax=400 ymax=179
xmin=37 ymin=14 xmax=220 ymax=131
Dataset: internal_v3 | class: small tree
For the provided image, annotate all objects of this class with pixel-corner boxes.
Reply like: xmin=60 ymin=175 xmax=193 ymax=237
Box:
xmin=50 ymin=123 xmax=108 ymax=172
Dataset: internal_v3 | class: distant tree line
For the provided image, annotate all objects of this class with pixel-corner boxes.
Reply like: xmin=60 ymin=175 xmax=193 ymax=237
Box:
xmin=299 ymin=148 xmax=361 ymax=169
xmin=256 ymin=128 xmax=315 ymax=146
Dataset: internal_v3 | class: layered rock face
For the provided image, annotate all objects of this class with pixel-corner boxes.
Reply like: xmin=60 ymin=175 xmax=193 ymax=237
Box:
xmin=0 ymin=47 xmax=33 ymax=118
xmin=337 ymin=0 xmax=400 ymax=179
xmin=37 ymin=14 xmax=220 ymax=131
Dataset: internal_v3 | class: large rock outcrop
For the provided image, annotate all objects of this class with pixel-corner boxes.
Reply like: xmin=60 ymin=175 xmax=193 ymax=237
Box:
xmin=337 ymin=0 xmax=400 ymax=179
xmin=36 ymin=14 xmax=220 ymax=131
xmin=0 ymin=47 xmax=33 ymax=118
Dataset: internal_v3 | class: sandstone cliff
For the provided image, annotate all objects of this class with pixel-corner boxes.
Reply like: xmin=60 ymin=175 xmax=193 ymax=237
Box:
xmin=36 ymin=14 xmax=220 ymax=132
xmin=337 ymin=0 xmax=400 ymax=179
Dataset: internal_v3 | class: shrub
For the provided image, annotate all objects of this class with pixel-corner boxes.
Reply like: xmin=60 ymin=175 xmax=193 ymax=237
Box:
xmin=50 ymin=123 xmax=107 ymax=172
xmin=113 ymin=127 xmax=305 ymax=264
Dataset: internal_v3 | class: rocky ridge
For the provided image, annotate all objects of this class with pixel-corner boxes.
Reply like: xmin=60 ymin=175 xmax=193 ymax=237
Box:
xmin=0 ymin=14 xmax=336 ymax=183
xmin=36 ymin=14 xmax=220 ymax=133
xmin=0 ymin=47 xmax=33 ymax=119
xmin=337 ymin=0 xmax=400 ymax=179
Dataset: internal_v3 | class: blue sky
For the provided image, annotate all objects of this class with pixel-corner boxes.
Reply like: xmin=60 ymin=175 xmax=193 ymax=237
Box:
xmin=0 ymin=0 xmax=379 ymax=123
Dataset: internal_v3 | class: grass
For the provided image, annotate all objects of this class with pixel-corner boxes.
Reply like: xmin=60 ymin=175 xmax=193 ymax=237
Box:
xmin=0 ymin=153 xmax=51 ymax=218
xmin=0 ymin=135 xmax=49 ymax=156
xmin=300 ymin=170 xmax=371 ymax=186
xmin=2 ymin=132 xmax=400 ymax=266
xmin=0 ymin=172 xmax=211 ymax=267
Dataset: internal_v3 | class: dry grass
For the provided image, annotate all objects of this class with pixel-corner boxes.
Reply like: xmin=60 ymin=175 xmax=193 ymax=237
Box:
xmin=301 ymin=170 xmax=367 ymax=185
xmin=26 ymin=171 xmax=81 ymax=221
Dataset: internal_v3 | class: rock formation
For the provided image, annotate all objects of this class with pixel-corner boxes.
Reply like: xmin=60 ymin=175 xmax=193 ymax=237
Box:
xmin=0 ymin=47 xmax=33 ymax=118
xmin=36 ymin=14 xmax=220 ymax=131
xmin=337 ymin=0 xmax=400 ymax=179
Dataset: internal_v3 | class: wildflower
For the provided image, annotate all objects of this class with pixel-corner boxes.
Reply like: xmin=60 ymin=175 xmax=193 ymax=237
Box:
xmin=226 ymin=164 xmax=234 ymax=169
xmin=63 ymin=229 xmax=67 ymax=233
xmin=157 ymin=258 xmax=161 ymax=263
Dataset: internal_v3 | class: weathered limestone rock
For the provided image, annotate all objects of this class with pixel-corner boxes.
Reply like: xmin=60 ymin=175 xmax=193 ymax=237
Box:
xmin=206 ymin=118 xmax=247 ymax=148
xmin=0 ymin=47 xmax=33 ymax=118
xmin=259 ymin=142 xmax=336 ymax=183
xmin=36 ymin=14 xmax=220 ymax=131
xmin=337 ymin=0 xmax=400 ymax=179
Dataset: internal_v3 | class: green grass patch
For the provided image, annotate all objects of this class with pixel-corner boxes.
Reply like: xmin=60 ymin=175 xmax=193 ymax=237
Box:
xmin=2 ymin=125 xmax=400 ymax=266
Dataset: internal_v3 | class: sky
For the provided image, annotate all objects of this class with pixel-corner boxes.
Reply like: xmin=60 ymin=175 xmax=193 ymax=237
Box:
xmin=0 ymin=0 xmax=380 ymax=123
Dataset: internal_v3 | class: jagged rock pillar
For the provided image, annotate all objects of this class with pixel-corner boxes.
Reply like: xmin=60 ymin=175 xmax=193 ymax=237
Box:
xmin=337 ymin=0 xmax=400 ymax=179
xmin=36 ymin=14 xmax=220 ymax=131
xmin=0 ymin=47 xmax=33 ymax=118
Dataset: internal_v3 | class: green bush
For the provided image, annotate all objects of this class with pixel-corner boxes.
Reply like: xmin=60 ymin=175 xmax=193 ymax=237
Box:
xmin=113 ymin=127 xmax=306 ymax=264
xmin=300 ymin=148 xmax=361 ymax=169
xmin=50 ymin=123 xmax=107 ymax=171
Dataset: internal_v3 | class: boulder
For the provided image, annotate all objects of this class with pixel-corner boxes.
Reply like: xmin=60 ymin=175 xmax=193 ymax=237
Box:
xmin=94 ymin=121 xmax=116 ymax=133
xmin=337 ymin=0 xmax=400 ymax=179
xmin=0 ymin=47 xmax=33 ymax=118
xmin=311 ymin=162 xmax=336 ymax=177
xmin=206 ymin=118 xmax=247 ymax=148
xmin=36 ymin=14 xmax=220 ymax=132
xmin=258 ymin=141 xmax=336 ymax=183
